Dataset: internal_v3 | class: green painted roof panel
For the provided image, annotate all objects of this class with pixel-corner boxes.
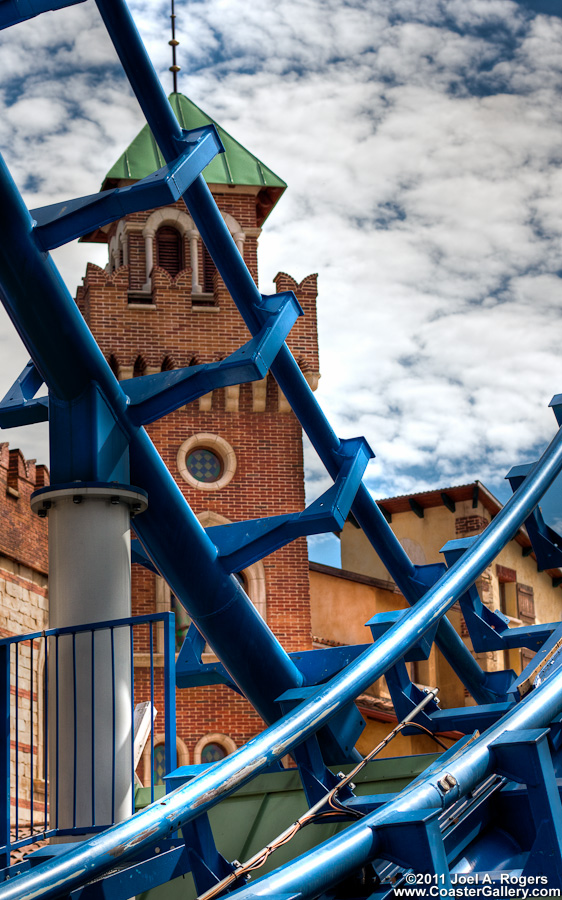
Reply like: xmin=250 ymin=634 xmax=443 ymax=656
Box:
xmin=104 ymin=93 xmax=286 ymax=190
xmin=135 ymin=754 xmax=441 ymax=900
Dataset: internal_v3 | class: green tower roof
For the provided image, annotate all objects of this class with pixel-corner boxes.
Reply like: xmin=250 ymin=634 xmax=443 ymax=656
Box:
xmin=101 ymin=93 xmax=286 ymax=226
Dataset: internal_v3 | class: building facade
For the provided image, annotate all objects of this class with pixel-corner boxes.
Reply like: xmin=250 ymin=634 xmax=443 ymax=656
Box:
xmin=77 ymin=92 xmax=320 ymax=774
xmin=309 ymin=481 xmax=562 ymax=757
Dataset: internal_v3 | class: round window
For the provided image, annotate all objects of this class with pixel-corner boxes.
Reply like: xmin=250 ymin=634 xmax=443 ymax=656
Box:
xmin=186 ymin=447 xmax=223 ymax=483
xmin=177 ymin=433 xmax=236 ymax=491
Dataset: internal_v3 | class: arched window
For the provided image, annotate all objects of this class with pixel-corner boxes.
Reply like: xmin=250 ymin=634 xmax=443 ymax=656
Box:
xmin=141 ymin=734 xmax=190 ymax=788
xmin=201 ymin=742 xmax=227 ymax=764
xmin=153 ymin=743 xmax=167 ymax=786
xmin=156 ymin=226 xmax=183 ymax=278
xmin=171 ymin=593 xmax=191 ymax=652
xmin=133 ymin=355 xmax=146 ymax=378
xmin=194 ymin=733 xmax=237 ymax=764
xmin=108 ymin=354 xmax=120 ymax=379
xmin=196 ymin=511 xmax=267 ymax=622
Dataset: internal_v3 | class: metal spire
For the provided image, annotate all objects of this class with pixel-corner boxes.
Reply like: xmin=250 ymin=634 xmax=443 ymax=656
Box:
xmin=169 ymin=0 xmax=180 ymax=93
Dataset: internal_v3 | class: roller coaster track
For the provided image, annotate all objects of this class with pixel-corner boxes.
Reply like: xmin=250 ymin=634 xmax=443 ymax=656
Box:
xmin=0 ymin=2 xmax=562 ymax=898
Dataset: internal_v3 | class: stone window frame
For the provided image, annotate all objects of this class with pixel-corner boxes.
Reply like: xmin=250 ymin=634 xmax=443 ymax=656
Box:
xmin=177 ymin=433 xmax=236 ymax=492
xmin=141 ymin=732 xmax=189 ymax=787
xmin=107 ymin=219 xmax=129 ymax=273
xmin=197 ymin=510 xmax=267 ymax=621
xmin=193 ymin=732 xmax=237 ymax=765
xmin=141 ymin=208 xmax=245 ymax=294
xmin=154 ymin=511 xmax=267 ymax=655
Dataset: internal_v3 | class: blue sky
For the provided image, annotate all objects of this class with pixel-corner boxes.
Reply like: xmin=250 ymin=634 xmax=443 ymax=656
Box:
xmin=0 ymin=0 xmax=560 ymax=566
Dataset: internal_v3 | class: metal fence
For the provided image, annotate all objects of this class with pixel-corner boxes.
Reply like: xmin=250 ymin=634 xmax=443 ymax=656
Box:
xmin=0 ymin=611 xmax=176 ymax=868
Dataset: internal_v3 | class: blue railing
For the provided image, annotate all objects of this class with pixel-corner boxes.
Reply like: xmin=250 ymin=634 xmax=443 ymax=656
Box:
xmin=0 ymin=612 xmax=176 ymax=869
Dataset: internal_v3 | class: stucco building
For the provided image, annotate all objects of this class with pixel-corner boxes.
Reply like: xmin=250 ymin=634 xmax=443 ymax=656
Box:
xmin=309 ymin=481 xmax=562 ymax=757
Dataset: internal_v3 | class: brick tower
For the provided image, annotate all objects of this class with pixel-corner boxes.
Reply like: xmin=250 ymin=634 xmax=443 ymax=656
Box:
xmin=76 ymin=93 xmax=320 ymax=772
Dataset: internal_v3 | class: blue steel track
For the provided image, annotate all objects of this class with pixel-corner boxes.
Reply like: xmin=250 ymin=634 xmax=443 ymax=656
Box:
xmin=0 ymin=1 xmax=562 ymax=898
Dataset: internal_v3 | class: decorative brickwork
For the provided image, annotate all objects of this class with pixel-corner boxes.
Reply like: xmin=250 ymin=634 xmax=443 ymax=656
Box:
xmin=455 ymin=515 xmax=489 ymax=537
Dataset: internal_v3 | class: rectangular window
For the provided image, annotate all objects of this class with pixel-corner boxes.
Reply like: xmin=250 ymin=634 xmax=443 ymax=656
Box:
xmin=516 ymin=583 xmax=535 ymax=625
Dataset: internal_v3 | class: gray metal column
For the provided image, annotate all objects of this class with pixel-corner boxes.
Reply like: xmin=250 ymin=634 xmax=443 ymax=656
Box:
xmin=31 ymin=485 xmax=147 ymax=838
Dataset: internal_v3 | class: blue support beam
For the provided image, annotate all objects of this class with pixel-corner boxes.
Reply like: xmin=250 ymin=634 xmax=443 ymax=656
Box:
xmin=490 ymin=729 xmax=562 ymax=882
xmin=277 ymin=683 xmax=365 ymax=769
xmin=92 ymin=0 xmax=498 ymax=707
xmin=288 ymin=644 xmax=371 ymax=686
xmin=175 ymin=615 xmax=369 ymax=689
xmin=377 ymin=809 xmax=451 ymax=888
xmin=0 ymin=360 xmax=48 ymax=427
xmin=506 ymin=462 xmax=562 ymax=571
xmin=208 ymin=437 xmax=372 ymax=572
xmin=27 ymin=840 xmax=190 ymax=899
xmin=181 ymin=815 xmax=236 ymax=896
xmin=382 ymin=659 xmax=440 ymax=727
xmin=31 ymin=126 xmax=222 ymax=250
xmin=429 ymin=702 xmax=514 ymax=734
xmin=367 ymin=608 xmax=439 ymax=662
xmin=442 ymin=536 xmax=560 ymax=659
xmin=442 ymin=537 xmax=513 ymax=652
xmin=550 ymin=392 xmax=562 ymax=427
xmin=123 ymin=291 xmax=302 ymax=426
xmin=0 ymin=0 xmax=86 ymax=30
xmin=48 ymin=385 xmax=130 ymax=484
xmin=499 ymin=621 xmax=558 ymax=649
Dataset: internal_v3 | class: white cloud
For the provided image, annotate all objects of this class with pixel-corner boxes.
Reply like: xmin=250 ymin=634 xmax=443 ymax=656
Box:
xmin=0 ymin=0 xmax=559 ymax=516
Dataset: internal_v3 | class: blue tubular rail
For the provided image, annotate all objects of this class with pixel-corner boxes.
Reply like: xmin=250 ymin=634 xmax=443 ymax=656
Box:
xmin=94 ymin=0 xmax=494 ymax=704
xmin=226 ymin=662 xmax=562 ymax=900
xmin=4 ymin=422 xmax=562 ymax=900
xmin=0 ymin=1 xmax=560 ymax=897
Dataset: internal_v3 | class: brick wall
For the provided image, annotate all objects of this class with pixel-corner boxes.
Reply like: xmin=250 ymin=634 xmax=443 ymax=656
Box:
xmin=0 ymin=445 xmax=48 ymax=576
xmin=0 ymin=445 xmax=49 ymax=827
xmin=79 ymin=187 xmax=319 ymax=766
